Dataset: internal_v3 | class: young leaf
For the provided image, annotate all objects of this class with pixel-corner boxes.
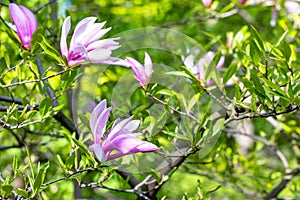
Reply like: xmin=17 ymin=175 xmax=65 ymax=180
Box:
xmin=198 ymin=118 xmax=224 ymax=158
xmin=39 ymin=96 xmax=52 ymax=118
xmin=16 ymin=188 xmax=29 ymax=198
xmin=250 ymin=40 xmax=261 ymax=65
xmin=223 ymin=63 xmax=238 ymax=84
xmin=249 ymin=25 xmax=265 ymax=57
xmin=205 ymin=51 xmax=222 ymax=80
xmin=33 ymin=162 xmax=49 ymax=195
xmin=39 ymin=35 xmax=64 ymax=64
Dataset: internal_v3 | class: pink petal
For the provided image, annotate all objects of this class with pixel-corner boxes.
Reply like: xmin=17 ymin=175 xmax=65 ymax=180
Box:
xmin=202 ymin=0 xmax=212 ymax=8
xmin=87 ymin=38 xmax=119 ymax=52
xmin=69 ymin=17 xmax=97 ymax=51
xmin=216 ymin=55 xmax=225 ymax=70
xmin=126 ymin=57 xmax=147 ymax=86
xmin=98 ymin=57 xmax=131 ymax=67
xmin=19 ymin=6 xmax=37 ymax=36
xmin=183 ymin=55 xmax=195 ymax=69
xmin=87 ymin=48 xmax=112 ymax=63
xmin=93 ymin=107 xmax=111 ymax=142
xmin=89 ymin=144 xmax=107 ymax=162
xmin=144 ymin=52 xmax=153 ymax=77
xmin=90 ymin=100 xmax=107 ymax=132
xmin=108 ymin=134 xmax=158 ymax=155
xmin=9 ymin=4 xmax=37 ymax=50
xmin=85 ymin=26 xmax=111 ymax=46
xmin=104 ymin=117 xmax=133 ymax=143
xmin=61 ymin=16 xmax=71 ymax=58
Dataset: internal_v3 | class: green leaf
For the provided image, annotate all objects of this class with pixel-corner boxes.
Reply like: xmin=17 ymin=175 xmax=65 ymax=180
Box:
xmin=194 ymin=114 xmax=207 ymax=146
xmin=39 ymin=35 xmax=64 ymax=64
xmin=251 ymin=70 xmax=267 ymax=101
xmin=249 ymin=25 xmax=265 ymax=56
xmin=187 ymin=93 xmax=200 ymax=113
xmin=205 ymin=51 xmax=222 ymax=80
xmin=250 ymin=40 xmax=261 ymax=65
xmin=223 ymin=63 xmax=238 ymax=84
xmin=278 ymin=40 xmax=291 ymax=61
xmin=39 ymin=96 xmax=52 ymax=118
xmin=274 ymin=30 xmax=289 ymax=48
xmin=162 ymin=131 xmax=190 ymax=141
xmin=12 ymin=155 xmax=18 ymax=176
xmin=198 ymin=118 xmax=224 ymax=158
xmin=66 ymin=155 xmax=75 ymax=170
xmin=261 ymin=77 xmax=289 ymax=100
xmin=30 ymin=28 xmax=43 ymax=53
xmin=166 ymin=71 xmax=192 ymax=79
xmin=33 ymin=162 xmax=49 ymax=195
xmin=270 ymin=30 xmax=289 ymax=59
xmin=57 ymin=155 xmax=67 ymax=173
xmin=1 ymin=18 xmax=21 ymax=46
xmin=16 ymin=188 xmax=29 ymax=198
xmin=1 ymin=184 xmax=13 ymax=193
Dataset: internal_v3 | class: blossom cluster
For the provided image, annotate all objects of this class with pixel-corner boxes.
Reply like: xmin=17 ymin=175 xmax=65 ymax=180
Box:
xmin=7 ymin=3 xmax=234 ymax=163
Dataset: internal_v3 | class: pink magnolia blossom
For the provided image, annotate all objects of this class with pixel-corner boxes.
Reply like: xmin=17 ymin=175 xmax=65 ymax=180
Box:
xmin=89 ymin=100 xmax=159 ymax=162
xmin=125 ymin=52 xmax=153 ymax=89
xmin=8 ymin=3 xmax=38 ymax=50
xmin=202 ymin=0 xmax=213 ymax=8
xmin=60 ymin=16 xmax=127 ymax=67
xmin=239 ymin=0 xmax=247 ymax=4
xmin=183 ymin=51 xmax=225 ymax=86
xmin=285 ymin=1 xmax=300 ymax=14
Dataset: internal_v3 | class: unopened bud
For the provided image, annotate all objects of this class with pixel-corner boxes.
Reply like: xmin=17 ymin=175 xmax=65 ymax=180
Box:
xmin=202 ymin=0 xmax=212 ymax=8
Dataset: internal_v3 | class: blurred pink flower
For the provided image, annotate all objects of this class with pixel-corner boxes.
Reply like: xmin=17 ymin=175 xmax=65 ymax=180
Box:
xmin=285 ymin=1 xmax=300 ymax=14
xmin=183 ymin=51 xmax=225 ymax=86
xmin=239 ymin=0 xmax=247 ymax=4
xmin=125 ymin=52 xmax=153 ymax=89
xmin=60 ymin=16 xmax=128 ymax=67
xmin=8 ymin=3 xmax=38 ymax=50
xmin=202 ymin=0 xmax=213 ymax=8
xmin=89 ymin=100 xmax=159 ymax=162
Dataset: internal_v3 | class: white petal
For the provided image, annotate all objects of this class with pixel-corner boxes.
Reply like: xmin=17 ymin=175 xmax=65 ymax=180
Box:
xmin=87 ymin=48 xmax=111 ymax=63
xmin=89 ymin=144 xmax=107 ymax=162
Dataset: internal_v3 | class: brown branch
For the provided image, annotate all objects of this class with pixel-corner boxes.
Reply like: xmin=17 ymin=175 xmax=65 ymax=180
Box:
xmin=42 ymin=167 xmax=96 ymax=187
xmin=81 ymin=181 xmax=151 ymax=200
xmin=225 ymin=106 xmax=299 ymax=124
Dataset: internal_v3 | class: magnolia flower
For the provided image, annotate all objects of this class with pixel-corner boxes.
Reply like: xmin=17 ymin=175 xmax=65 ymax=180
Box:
xmin=60 ymin=16 xmax=127 ymax=67
xmin=285 ymin=1 xmax=300 ymax=14
xmin=239 ymin=0 xmax=247 ymax=4
xmin=8 ymin=3 xmax=38 ymax=50
xmin=202 ymin=0 xmax=213 ymax=8
xmin=125 ymin=52 xmax=153 ymax=89
xmin=89 ymin=100 xmax=159 ymax=162
xmin=183 ymin=51 xmax=225 ymax=85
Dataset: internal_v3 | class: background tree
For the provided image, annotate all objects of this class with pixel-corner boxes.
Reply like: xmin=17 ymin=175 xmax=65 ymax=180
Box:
xmin=0 ymin=0 xmax=300 ymax=199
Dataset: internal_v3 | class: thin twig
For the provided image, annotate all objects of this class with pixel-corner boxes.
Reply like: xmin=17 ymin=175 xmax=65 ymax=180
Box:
xmin=42 ymin=167 xmax=96 ymax=187
xmin=34 ymin=0 xmax=57 ymax=13
xmin=81 ymin=182 xmax=151 ymax=200
xmin=1 ymin=70 xmax=66 ymax=88
xmin=225 ymin=106 xmax=299 ymax=124
xmin=146 ymin=92 xmax=200 ymax=124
